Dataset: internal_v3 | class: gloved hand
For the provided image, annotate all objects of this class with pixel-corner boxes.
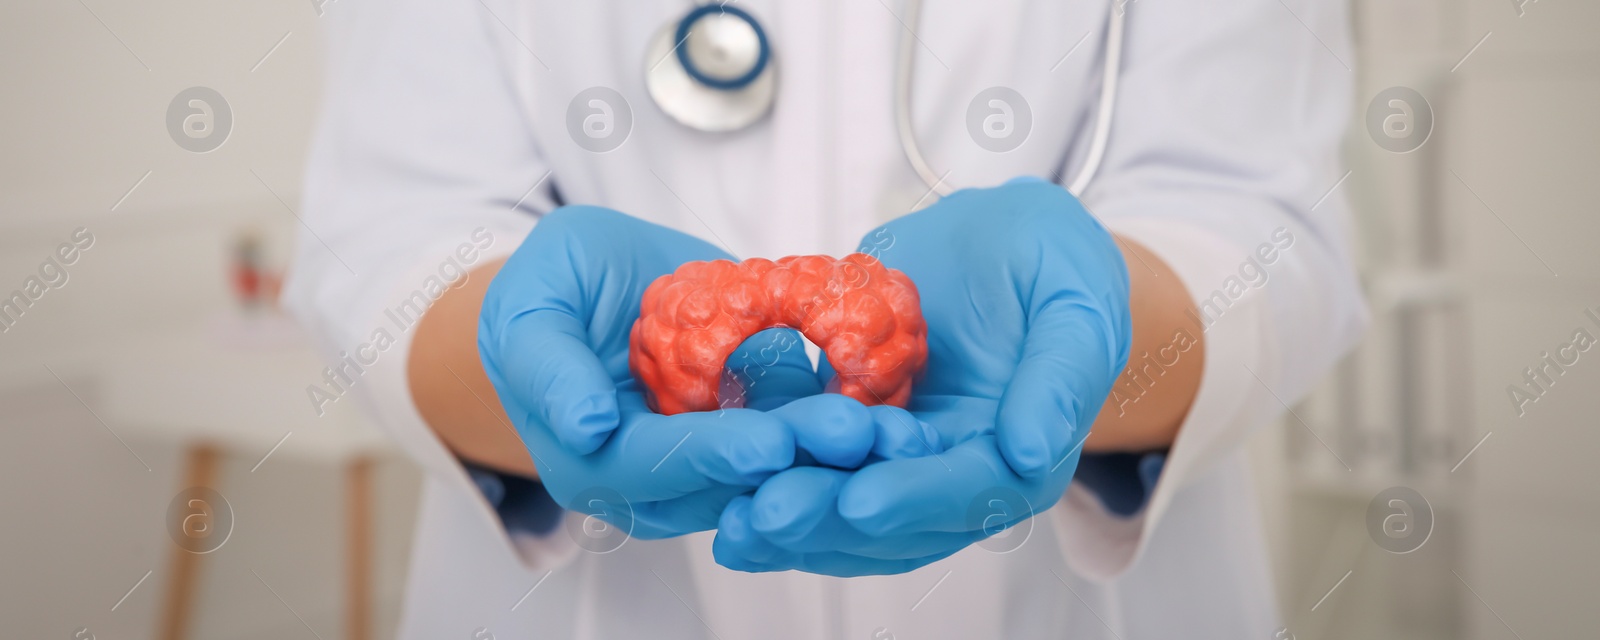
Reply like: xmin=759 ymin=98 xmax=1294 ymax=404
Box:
xmin=479 ymin=206 xmax=933 ymax=539
xmin=713 ymin=179 xmax=1132 ymax=575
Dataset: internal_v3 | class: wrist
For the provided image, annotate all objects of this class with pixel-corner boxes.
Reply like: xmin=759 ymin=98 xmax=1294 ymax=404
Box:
xmin=1083 ymin=236 xmax=1203 ymax=453
xmin=407 ymin=257 xmax=539 ymax=478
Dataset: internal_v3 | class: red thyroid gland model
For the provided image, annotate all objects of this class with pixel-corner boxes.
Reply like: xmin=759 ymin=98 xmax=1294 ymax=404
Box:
xmin=629 ymin=253 xmax=928 ymax=415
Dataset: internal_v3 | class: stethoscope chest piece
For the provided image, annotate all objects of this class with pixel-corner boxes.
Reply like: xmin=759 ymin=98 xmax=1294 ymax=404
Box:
xmin=646 ymin=5 xmax=776 ymax=133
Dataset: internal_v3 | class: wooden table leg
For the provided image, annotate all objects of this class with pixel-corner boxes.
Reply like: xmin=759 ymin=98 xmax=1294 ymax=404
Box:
xmin=346 ymin=456 xmax=375 ymax=640
xmin=158 ymin=443 xmax=221 ymax=640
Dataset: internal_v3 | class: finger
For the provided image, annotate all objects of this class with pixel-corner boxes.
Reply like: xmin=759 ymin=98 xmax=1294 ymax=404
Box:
xmin=626 ymin=485 xmax=751 ymax=539
xmin=867 ymin=405 xmax=942 ymax=460
xmin=766 ymin=395 xmax=875 ymax=469
xmin=747 ymin=467 xmax=841 ymax=547
xmin=715 ymin=519 xmax=960 ymax=578
xmin=492 ymin=308 xmax=619 ymax=454
xmin=996 ymin=304 xmax=1121 ymax=478
xmin=596 ymin=397 xmax=795 ymax=501
xmin=838 ymin=436 xmax=1055 ymax=537
xmin=726 ymin=329 xmax=822 ymax=410
xmin=713 ymin=495 xmax=792 ymax=571
xmin=764 ymin=549 xmax=959 ymax=578
xmin=748 ymin=467 xmax=981 ymax=560
xmin=815 ymin=349 xmax=838 ymax=391
xmin=907 ymin=394 xmax=999 ymax=448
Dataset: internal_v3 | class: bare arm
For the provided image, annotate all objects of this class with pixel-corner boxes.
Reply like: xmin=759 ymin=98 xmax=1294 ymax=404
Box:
xmin=1082 ymin=237 xmax=1204 ymax=453
xmin=406 ymin=258 xmax=539 ymax=478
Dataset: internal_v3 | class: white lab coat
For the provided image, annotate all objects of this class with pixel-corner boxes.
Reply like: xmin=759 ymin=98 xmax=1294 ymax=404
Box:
xmin=285 ymin=0 xmax=1367 ymax=638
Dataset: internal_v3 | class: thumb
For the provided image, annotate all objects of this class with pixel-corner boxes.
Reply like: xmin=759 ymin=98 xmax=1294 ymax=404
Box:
xmin=996 ymin=302 xmax=1124 ymax=478
xmin=486 ymin=307 xmax=619 ymax=454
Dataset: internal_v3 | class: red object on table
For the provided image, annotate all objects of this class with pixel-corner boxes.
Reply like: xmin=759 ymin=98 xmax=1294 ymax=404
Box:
xmin=630 ymin=253 xmax=928 ymax=415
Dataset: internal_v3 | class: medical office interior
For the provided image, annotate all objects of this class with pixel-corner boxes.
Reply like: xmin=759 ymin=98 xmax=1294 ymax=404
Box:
xmin=2 ymin=0 xmax=1595 ymax=638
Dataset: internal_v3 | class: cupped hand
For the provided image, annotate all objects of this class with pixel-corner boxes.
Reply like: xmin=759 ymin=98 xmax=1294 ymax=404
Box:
xmin=714 ymin=179 xmax=1132 ymax=575
xmin=479 ymin=206 xmax=912 ymax=539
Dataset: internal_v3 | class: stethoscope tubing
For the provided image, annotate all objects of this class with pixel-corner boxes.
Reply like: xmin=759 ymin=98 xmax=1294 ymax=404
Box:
xmin=894 ymin=0 xmax=1127 ymax=198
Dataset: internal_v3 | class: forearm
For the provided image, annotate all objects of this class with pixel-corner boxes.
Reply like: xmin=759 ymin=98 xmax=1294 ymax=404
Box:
xmin=1083 ymin=236 xmax=1204 ymax=453
xmin=405 ymin=236 xmax=1194 ymax=467
xmin=407 ymin=258 xmax=539 ymax=478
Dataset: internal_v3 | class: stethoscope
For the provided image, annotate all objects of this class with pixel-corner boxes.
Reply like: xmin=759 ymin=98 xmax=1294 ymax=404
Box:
xmin=645 ymin=0 xmax=1127 ymax=197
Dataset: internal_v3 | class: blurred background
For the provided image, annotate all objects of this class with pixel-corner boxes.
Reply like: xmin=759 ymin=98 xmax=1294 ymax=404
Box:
xmin=1 ymin=0 xmax=1595 ymax=638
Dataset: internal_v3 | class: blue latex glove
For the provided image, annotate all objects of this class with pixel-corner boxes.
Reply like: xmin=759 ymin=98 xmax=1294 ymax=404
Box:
xmin=479 ymin=206 xmax=927 ymax=539
xmin=714 ymin=179 xmax=1132 ymax=575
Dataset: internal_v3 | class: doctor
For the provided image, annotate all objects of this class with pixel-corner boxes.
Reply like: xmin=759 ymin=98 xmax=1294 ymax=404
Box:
xmin=286 ymin=0 xmax=1366 ymax=638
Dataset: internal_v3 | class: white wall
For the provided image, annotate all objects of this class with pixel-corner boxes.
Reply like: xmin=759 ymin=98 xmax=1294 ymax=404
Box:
xmin=0 ymin=2 xmax=423 ymax=639
xmin=0 ymin=0 xmax=323 ymax=360
xmin=1255 ymin=1 xmax=1600 ymax=638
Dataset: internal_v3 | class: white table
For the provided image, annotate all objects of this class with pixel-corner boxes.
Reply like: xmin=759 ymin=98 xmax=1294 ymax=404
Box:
xmin=91 ymin=313 xmax=392 ymax=640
